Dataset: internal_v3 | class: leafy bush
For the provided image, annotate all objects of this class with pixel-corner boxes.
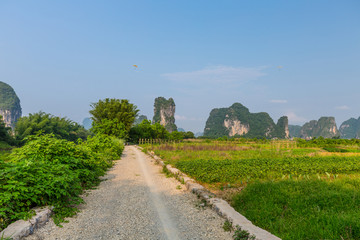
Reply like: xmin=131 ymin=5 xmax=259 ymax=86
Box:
xmin=91 ymin=118 xmax=128 ymax=139
xmin=129 ymin=120 xmax=169 ymax=143
xmin=129 ymin=119 xmax=195 ymax=143
xmin=0 ymin=159 xmax=83 ymax=230
xmin=0 ymin=134 xmax=124 ymax=231
xmin=83 ymin=133 xmax=124 ymax=163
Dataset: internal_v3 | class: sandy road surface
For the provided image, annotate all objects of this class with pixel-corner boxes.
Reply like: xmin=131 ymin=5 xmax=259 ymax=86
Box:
xmin=26 ymin=146 xmax=232 ymax=240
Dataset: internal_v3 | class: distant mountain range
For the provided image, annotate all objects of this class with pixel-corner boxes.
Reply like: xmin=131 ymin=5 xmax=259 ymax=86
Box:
xmin=289 ymin=117 xmax=339 ymax=139
xmin=82 ymin=118 xmax=92 ymax=130
xmin=339 ymin=117 xmax=360 ymax=139
xmin=289 ymin=117 xmax=360 ymax=139
xmin=2 ymin=80 xmax=360 ymax=139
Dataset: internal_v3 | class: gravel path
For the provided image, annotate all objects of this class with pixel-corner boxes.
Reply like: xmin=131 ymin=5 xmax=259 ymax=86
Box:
xmin=25 ymin=146 xmax=232 ymax=240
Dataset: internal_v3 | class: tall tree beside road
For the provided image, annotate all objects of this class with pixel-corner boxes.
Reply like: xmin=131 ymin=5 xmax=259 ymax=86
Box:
xmin=90 ymin=98 xmax=139 ymax=138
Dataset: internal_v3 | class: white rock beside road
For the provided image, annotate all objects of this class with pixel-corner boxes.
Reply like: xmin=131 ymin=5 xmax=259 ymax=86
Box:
xmin=1 ymin=207 xmax=52 ymax=240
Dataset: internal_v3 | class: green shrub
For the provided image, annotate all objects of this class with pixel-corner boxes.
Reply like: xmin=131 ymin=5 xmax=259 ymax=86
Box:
xmin=83 ymin=133 xmax=124 ymax=162
xmin=10 ymin=134 xmax=102 ymax=187
xmin=0 ymin=134 xmax=124 ymax=231
xmin=0 ymin=159 xmax=83 ymax=230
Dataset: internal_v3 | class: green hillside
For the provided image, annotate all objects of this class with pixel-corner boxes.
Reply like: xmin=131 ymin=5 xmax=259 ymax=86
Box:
xmin=0 ymin=81 xmax=21 ymax=111
xmin=204 ymin=103 xmax=288 ymax=139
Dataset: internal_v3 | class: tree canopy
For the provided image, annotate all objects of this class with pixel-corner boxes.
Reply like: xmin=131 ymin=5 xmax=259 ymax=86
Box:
xmin=129 ymin=120 xmax=168 ymax=142
xmin=15 ymin=111 xmax=90 ymax=143
xmin=129 ymin=119 xmax=195 ymax=143
xmin=89 ymin=98 xmax=139 ymax=138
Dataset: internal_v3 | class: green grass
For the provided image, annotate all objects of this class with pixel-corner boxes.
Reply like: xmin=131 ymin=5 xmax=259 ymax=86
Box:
xmin=232 ymin=179 xmax=360 ymax=240
xmin=151 ymin=142 xmax=319 ymax=164
xmin=174 ymin=156 xmax=360 ymax=183
xmin=142 ymin=140 xmax=360 ymax=239
xmin=323 ymin=147 xmax=350 ymax=153
xmin=145 ymin=142 xmax=360 ymax=184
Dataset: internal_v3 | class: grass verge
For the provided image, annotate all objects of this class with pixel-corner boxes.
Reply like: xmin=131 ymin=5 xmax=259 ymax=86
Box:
xmin=232 ymin=179 xmax=360 ymax=240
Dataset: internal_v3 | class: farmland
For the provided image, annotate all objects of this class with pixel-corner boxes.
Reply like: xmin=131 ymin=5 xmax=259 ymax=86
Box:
xmin=142 ymin=138 xmax=360 ymax=240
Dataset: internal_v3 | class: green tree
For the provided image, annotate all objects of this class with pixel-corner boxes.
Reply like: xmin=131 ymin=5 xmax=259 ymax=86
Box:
xmin=183 ymin=131 xmax=195 ymax=139
xmin=15 ymin=112 xmax=90 ymax=143
xmin=89 ymin=98 xmax=139 ymax=137
xmin=0 ymin=115 xmax=14 ymax=146
xmin=91 ymin=118 xmax=128 ymax=139
xmin=168 ymin=131 xmax=184 ymax=140
xmin=128 ymin=120 xmax=169 ymax=143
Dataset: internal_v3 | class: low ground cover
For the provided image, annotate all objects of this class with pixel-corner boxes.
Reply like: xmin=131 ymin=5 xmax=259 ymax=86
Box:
xmin=233 ymin=179 xmax=360 ymax=239
xmin=142 ymin=139 xmax=360 ymax=239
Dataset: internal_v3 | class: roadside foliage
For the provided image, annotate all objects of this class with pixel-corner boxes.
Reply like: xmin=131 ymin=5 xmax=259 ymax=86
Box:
xmin=0 ymin=134 xmax=124 ymax=231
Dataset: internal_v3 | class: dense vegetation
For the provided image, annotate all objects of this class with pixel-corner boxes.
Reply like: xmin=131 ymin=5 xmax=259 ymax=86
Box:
xmin=0 ymin=134 xmax=124 ymax=231
xmin=89 ymin=98 xmax=139 ymax=137
xmin=129 ymin=119 xmax=168 ymax=142
xmin=0 ymin=81 xmax=21 ymax=111
xmin=0 ymin=98 xmax=134 ymax=232
xmin=129 ymin=119 xmax=194 ymax=143
xmin=203 ymin=103 xmax=288 ymax=139
xmin=15 ymin=112 xmax=90 ymax=143
xmin=143 ymin=139 xmax=360 ymax=239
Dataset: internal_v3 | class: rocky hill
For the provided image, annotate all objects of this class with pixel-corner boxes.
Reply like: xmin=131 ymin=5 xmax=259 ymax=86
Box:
xmin=203 ymin=103 xmax=289 ymax=138
xmin=152 ymin=97 xmax=177 ymax=132
xmin=82 ymin=117 xmax=92 ymax=130
xmin=339 ymin=117 xmax=360 ymax=139
xmin=0 ymin=81 xmax=22 ymax=129
xmin=299 ymin=117 xmax=339 ymax=139
xmin=289 ymin=125 xmax=301 ymax=138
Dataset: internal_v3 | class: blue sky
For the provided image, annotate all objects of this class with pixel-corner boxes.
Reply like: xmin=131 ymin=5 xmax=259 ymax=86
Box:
xmin=1 ymin=0 xmax=359 ymax=132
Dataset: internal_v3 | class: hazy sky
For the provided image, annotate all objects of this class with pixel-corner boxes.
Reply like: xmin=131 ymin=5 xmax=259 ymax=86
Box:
xmin=1 ymin=1 xmax=359 ymax=132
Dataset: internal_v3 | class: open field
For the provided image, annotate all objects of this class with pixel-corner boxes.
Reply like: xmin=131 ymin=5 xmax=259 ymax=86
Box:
xmin=142 ymin=139 xmax=360 ymax=240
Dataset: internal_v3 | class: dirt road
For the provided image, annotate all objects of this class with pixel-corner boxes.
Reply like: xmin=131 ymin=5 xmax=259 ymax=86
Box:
xmin=26 ymin=146 xmax=232 ymax=240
